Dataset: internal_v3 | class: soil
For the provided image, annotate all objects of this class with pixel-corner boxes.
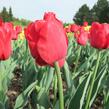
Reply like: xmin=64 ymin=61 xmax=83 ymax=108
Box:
xmin=7 ymin=68 xmax=22 ymax=109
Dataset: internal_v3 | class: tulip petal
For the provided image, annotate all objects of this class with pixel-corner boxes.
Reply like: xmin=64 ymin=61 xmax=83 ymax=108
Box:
xmin=37 ymin=20 xmax=67 ymax=66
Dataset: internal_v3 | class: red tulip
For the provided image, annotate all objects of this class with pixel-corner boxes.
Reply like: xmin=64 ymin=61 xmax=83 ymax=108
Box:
xmin=15 ymin=26 xmax=22 ymax=34
xmin=70 ymin=24 xmax=79 ymax=32
xmin=0 ymin=18 xmax=3 ymax=26
xmin=76 ymin=27 xmax=89 ymax=46
xmin=83 ymin=21 xmax=88 ymax=27
xmin=25 ymin=12 xmax=68 ymax=67
xmin=12 ymin=25 xmax=22 ymax=40
xmin=64 ymin=25 xmax=71 ymax=33
xmin=1 ymin=22 xmax=21 ymax=40
xmin=0 ymin=22 xmax=12 ymax=60
xmin=90 ymin=22 xmax=109 ymax=49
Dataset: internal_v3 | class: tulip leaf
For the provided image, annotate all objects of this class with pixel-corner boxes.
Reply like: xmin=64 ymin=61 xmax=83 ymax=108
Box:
xmin=80 ymin=72 xmax=92 ymax=109
xmin=0 ymin=101 xmax=5 ymax=109
xmin=36 ymin=88 xmax=51 ymax=109
xmin=45 ymin=67 xmax=54 ymax=91
xmin=89 ymin=64 xmax=107 ymax=107
xmin=104 ymin=91 xmax=109 ymax=109
xmin=68 ymin=73 xmax=91 ymax=109
xmin=78 ymin=50 xmax=96 ymax=72
xmin=54 ymin=101 xmax=59 ymax=109
xmin=63 ymin=61 xmax=72 ymax=89
xmin=14 ymin=81 xmax=37 ymax=109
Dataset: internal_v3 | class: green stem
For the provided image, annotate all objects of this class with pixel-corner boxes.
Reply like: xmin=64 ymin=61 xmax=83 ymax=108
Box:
xmin=54 ymin=62 xmax=64 ymax=109
xmin=26 ymin=40 xmax=28 ymax=52
xmin=85 ymin=50 xmax=101 ymax=109
xmin=73 ymin=45 xmax=82 ymax=74
xmin=53 ymin=74 xmax=57 ymax=107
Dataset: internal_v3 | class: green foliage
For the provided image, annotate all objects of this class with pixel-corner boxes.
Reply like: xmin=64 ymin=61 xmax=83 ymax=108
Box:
xmin=73 ymin=4 xmax=90 ymax=25
xmin=9 ymin=7 xmax=13 ymax=21
xmin=0 ymin=7 xmax=9 ymax=22
xmin=73 ymin=0 xmax=109 ymax=24
xmin=99 ymin=6 xmax=109 ymax=23
xmin=0 ymin=6 xmax=14 ymax=22
xmin=0 ymin=7 xmax=31 ymax=26
xmin=0 ymin=58 xmax=16 ymax=108
xmin=0 ymin=16 xmax=109 ymax=109
xmin=14 ymin=80 xmax=38 ymax=109
xmin=0 ymin=27 xmax=109 ymax=109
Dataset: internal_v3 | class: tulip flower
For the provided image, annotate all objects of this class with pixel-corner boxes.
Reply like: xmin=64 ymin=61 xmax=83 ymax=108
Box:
xmin=90 ymin=22 xmax=109 ymax=49
xmin=75 ymin=27 xmax=89 ymax=46
xmin=0 ymin=20 xmax=21 ymax=60
xmin=64 ymin=25 xmax=71 ymax=33
xmin=25 ymin=12 xmax=67 ymax=109
xmin=25 ymin=12 xmax=68 ymax=67
xmin=12 ymin=25 xmax=22 ymax=40
xmin=84 ymin=22 xmax=108 ymax=109
xmin=70 ymin=24 xmax=79 ymax=32
xmin=0 ymin=22 xmax=12 ymax=60
xmin=1 ymin=21 xmax=22 ymax=40
xmin=0 ymin=18 xmax=3 ymax=26
xmin=83 ymin=21 xmax=88 ymax=27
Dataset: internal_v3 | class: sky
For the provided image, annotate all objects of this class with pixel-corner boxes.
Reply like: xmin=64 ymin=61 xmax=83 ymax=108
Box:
xmin=0 ymin=0 xmax=98 ymax=23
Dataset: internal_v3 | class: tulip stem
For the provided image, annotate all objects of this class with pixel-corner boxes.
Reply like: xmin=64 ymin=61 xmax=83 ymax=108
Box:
xmin=85 ymin=50 xmax=101 ymax=109
xmin=73 ymin=45 xmax=82 ymax=74
xmin=53 ymin=74 xmax=57 ymax=107
xmin=54 ymin=62 xmax=64 ymax=109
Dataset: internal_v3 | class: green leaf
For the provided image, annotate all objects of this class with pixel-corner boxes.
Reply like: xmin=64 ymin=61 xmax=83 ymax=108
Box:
xmin=14 ymin=81 xmax=37 ymax=109
xmin=0 ymin=101 xmax=5 ymax=109
xmin=78 ymin=50 xmax=96 ymax=72
xmin=80 ymin=72 xmax=92 ymax=109
xmin=54 ymin=101 xmax=59 ymax=109
xmin=63 ymin=61 xmax=72 ymax=89
xmin=104 ymin=91 xmax=109 ymax=109
xmin=89 ymin=65 xmax=107 ymax=107
xmin=45 ymin=67 xmax=54 ymax=91
xmin=68 ymin=75 xmax=89 ymax=109
xmin=36 ymin=88 xmax=51 ymax=109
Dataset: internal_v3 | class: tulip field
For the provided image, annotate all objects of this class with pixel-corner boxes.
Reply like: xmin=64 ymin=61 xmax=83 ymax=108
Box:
xmin=0 ymin=12 xmax=109 ymax=109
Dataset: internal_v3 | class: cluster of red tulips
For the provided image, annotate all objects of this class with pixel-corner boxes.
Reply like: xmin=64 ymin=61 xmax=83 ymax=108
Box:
xmin=1 ymin=12 xmax=109 ymax=109
xmin=24 ymin=12 xmax=109 ymax=68
xmin=65 ymin=21 xmax=109 ymax=49
xmin=1 ymin=12 xmax=109 ymax=66
xmin=24 ymin=13 xmax=109 ymax=109
xmin=0 ymin=19 xmax=22 ymax=60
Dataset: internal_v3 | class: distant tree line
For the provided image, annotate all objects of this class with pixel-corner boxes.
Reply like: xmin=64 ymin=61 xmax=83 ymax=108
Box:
xmin=0 ymin=7 xmax=13 ymax=22
xmin=73 ymin=0 xmax=109 ymax=25
xmin=0 ymin=6 xmax=31 ymax=26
